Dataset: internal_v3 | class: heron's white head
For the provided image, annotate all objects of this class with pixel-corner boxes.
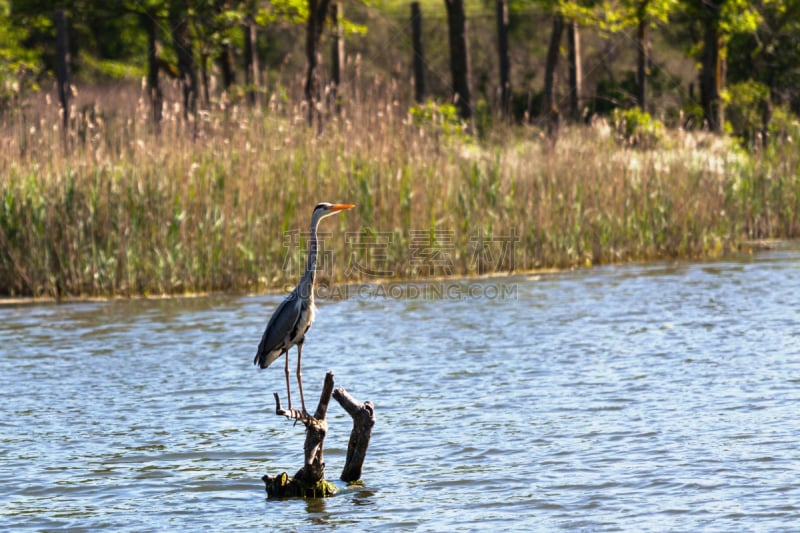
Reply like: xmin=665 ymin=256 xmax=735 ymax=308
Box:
xmin=312 ymin=202 xmax=356 ymax=224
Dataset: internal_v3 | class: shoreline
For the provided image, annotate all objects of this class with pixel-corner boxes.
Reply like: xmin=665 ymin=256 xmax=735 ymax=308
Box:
xmin=2 ymin=239 xmax=794 ymax=306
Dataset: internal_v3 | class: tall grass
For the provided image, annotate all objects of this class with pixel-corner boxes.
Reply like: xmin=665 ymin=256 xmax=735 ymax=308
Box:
xmin=1 ymin=82 xmax=798 ymax=298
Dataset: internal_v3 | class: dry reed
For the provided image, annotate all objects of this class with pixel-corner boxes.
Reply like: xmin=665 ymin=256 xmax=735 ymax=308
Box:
xmin=1 ymin=81 xmax=798 ymax=298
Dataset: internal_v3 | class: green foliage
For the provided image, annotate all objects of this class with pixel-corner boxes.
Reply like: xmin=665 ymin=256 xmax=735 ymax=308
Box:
xmin=257 ymin=0 xmax=307 ymax=25
xmin=725 ymin=80 xmax=769 ymax=143
xmin=718 ymin=0 xmax=762 ymax=35
xmin=679 ymin=0 xmax=763 ymax=38
xmin=592 ymin=74 xmax=637 ymax=114
xmin=474 ymin=99 xmax=492 ymax=139
xmin=262 ymin=471 xmax=338 ymax=498
xmin=612 ymin=108 xmax=665 ymax=147
xmin=409 ymin=101 xmax=468 ymax=139
xmin=78 ymin=51 xmax=144 ymax=80
xmin=258 ymin=0 xmax=365 ymax=34
xmin=81 ymin=10 xmax=146 ymax=64
xmin=681 ymin=101 xmax=705 ymax=130
xmin=726 ymin=80 xmax=800 ymax=146
xmin=0 ymin=1 xmax=44 ymax=107
xmin=727 ymin=0 xmax=800 ymax=113
xmin=560 ymin=0 xmax=679 ymax=34
xmin=768 ymin=105 xmax=800 ymax=143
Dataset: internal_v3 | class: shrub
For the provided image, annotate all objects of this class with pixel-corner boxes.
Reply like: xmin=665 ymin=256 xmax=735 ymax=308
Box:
xmin=408 ymin=101 xmax=466 ymax=139
xmin=612 ymin=108 xmax=665 ymax=148
xmin=725 ymin=80 xmax=770 ymax=145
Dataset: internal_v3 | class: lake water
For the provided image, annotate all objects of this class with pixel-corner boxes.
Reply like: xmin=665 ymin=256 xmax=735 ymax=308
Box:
xmin=1 ymin=247 xmax=799 ymax=531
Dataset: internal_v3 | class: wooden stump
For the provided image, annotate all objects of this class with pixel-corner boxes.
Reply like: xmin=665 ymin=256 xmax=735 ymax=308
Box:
xmin=262 ymin=371 xmax=375 ymax=498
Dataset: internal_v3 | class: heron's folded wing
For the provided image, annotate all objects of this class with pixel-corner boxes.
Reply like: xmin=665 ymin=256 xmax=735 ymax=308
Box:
xmin=254 ymin=291 xmax=301 ymax=367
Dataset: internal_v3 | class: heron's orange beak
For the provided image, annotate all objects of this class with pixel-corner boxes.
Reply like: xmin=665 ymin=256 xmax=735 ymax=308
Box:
xmin=331 ymin=203 xmax=356 ymax=211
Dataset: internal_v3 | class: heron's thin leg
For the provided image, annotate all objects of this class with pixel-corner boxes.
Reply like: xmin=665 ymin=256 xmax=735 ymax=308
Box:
xmin=283 ymin=349 xmax=292 ymax=410
xmin=297 ymin=343 xmax=307 ymax=414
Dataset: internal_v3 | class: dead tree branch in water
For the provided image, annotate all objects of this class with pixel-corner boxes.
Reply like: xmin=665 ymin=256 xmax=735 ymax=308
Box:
xmin=262 ymin=371 xmax=375 ymax=498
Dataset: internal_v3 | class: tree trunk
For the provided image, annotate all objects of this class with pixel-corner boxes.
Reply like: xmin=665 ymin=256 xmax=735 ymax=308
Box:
xmin=636 ymin=1 xmax=649 ymax=112
xmin=54 ymin=9 xmax=70 ymax=135
xmin=169 ymin=5 xmax=198 ymax=122
xmin=566 ymin=19 xmax=582 ymax=120
xmin=700 ymin=3 xmax=724 ymax=133
xmin=142 ymin=11 xmax=162 ymax=128
xmin=760 ymin=96 xmax=772 ymax=148
xmin=543 ymin=14 xmax=564 ymax=138
xmin=495 ymin=0 xmax=511 ymax=117
xmin=261 ymin=371 xmax=375 ymax=498
xmin=411 ymin=2 xmax=426 ymax=103
xmin=305 ymin=0 xmax=333 ymax=126
xmin=200 ymin=53 xmax=210 ymax=107
xmin=444 ymin=0 xmax=473 ymax=126
xmin=329 ymin=1 xmax=344 ymax=115
xmin=220 ymin=43 xmax=236 ymax=93
xmin=243 ymin=14 xmax=259 ymax=107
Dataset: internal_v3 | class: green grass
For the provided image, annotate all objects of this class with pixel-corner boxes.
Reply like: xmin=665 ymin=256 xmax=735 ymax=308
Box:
xmin=0 ymin=84 xmax=798 ymax=299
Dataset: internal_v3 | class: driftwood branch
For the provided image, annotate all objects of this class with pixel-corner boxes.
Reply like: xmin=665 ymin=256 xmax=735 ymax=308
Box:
xmin=294 ymin=370 xmax=334 ymax=484
xmin=272 ymin=393 xmax=306 ymax=421
xmin=333 ymin=387 xmax=375 ymax=483
xmin=261 ymin=371 xmax=374 ymax=498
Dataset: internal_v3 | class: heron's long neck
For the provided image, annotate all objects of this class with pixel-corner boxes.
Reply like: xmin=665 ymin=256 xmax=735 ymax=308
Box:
xmin=299 ymin=216 xmax=321 ymax=297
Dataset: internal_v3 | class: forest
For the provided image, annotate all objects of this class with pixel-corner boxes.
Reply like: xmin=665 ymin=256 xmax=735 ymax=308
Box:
xmin=2 ymin=0 xmax=799 ymax=135
xmin=1 ymin=0 xmax=799 ymax=298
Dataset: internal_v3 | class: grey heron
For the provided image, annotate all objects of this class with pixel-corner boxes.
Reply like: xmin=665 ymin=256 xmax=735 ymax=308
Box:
xmin=254 ymin=202 xmax=355 ymax=413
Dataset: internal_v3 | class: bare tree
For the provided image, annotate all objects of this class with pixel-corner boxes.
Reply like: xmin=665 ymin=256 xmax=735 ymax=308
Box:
xmin=54 ymin=9 xmax=70 ymax=135
xmin=700 ymin=1 xmax=724 ymax=132
xmin=220 ymin=42 xmax=236 ymax=93
xmin=243 ymin=6 xmax=260 ymax=107
xmin=411 ymin=2 xmax=427 ymax=103
xmin=496 ymin=0 xmax=511 ymax=117
xmin=567 ymin=20 xmax=582 ymax=120
xmin=142 ymin=10 xmax=162 ymax=128
xmin=169 ymin=2 xmax=198 ymax=122
xmin=543 ymin=14 xmax=564 ymax=137
xmin=444 ymin=0 xmax=473 ymax=126
xmin=636 ymin=0 xmax=650 ymax=111
xmin=330 ymin=1 xmax=344 ymax=115
xmin=305 ymin=0 xmax=333 ymax=126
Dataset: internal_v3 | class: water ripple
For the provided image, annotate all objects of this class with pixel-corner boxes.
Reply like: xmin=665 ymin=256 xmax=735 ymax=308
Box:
xmin=2 ymin=249 xmax=800 ymax=530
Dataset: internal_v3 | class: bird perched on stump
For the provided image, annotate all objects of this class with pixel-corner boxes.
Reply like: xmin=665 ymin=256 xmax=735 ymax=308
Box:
xmin=254 ymin=202 xmax=355 ymax=413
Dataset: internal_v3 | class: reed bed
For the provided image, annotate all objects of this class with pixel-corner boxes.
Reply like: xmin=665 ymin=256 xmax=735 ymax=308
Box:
xmin=1 ymin=82 xmax=798 ymax=298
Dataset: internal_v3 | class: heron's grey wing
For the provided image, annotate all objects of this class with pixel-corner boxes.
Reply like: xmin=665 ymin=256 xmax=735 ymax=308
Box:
xmin=254 ymin=291 xmax=302 ymax=368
